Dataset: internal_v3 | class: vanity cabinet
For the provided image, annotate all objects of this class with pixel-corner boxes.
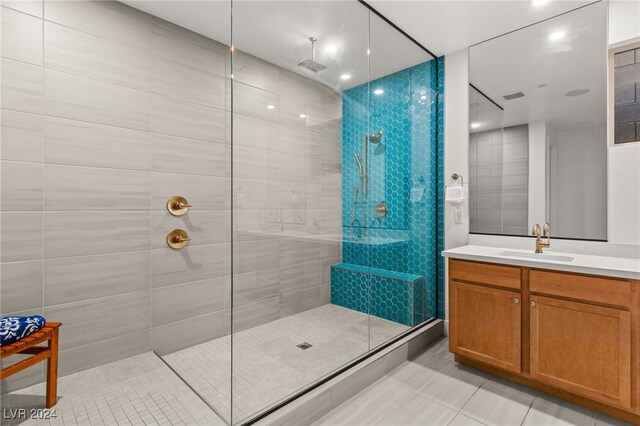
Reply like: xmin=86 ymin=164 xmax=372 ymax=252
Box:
xmin=449 ymin=258 xmax=522 ymax=372
xmin=448 ymin=258 xmax=640 ymax=423
xmin=529 ymin=295 xmax=631 ymax=408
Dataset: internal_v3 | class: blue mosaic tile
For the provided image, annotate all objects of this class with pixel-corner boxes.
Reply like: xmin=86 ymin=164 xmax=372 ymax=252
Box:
xmin=333 ymin=58 xmax=445 ymax=325
xmin=331 ymin=263 xmax=426 ymax=326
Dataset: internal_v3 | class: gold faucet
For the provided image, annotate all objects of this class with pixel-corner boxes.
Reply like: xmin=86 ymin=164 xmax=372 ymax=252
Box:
xmin=532 ymin=222 xmax=551 ymax=253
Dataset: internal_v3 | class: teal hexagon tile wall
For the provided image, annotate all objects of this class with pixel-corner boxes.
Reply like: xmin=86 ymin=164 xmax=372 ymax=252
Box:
xmin=333 ymin=57 xmax=444 ymax=326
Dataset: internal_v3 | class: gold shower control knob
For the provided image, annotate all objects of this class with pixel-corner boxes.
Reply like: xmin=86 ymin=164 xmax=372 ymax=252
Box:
xmin=167 ymin=196 xmax=192 ymax=216
xmin=374 ymin=202 xmax=388 ymax=218
xmin=167 ymin=229 xmax=191 ymax=250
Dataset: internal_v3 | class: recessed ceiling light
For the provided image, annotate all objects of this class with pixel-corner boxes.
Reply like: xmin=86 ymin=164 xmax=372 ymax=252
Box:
xmin=340 ymin=73 xmax=351 ymax=80
xmin=420 ymin=95 xmax=427 ymax=100
xmin=470 ymin=122 xmax=480 ymax=129
xmin=326 ymin=45 xmax=337 ymax=53
xmin=299 ymin=113 xmax=306 ymax=118
xmin=374 ymin=88 xmax=384 ymax=95
xmin=531 ymin=0 xmax=551 ymax=6
xmin=266 ymin=105 xmax=275 ymax=110
xmin=549 ymin=30 xmax=566 ymax=41
xmin=565 ymin=89 xmax=590 ymax=97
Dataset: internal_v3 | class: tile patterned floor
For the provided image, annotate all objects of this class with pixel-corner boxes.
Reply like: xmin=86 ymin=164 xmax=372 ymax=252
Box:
xmin=0 ymin=352 xmax=225 ymax=426
xmin=163 ymin=304 xmax=409 ymax=424
xmin=3 ymin=328 xmax=632 ymax=425
xmin=313 ymin=337 xmax=633 ymax=426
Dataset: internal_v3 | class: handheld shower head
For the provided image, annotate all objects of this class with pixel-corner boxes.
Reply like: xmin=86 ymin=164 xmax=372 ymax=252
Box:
xmin=354 ymin=154 xmax=364 ymax=176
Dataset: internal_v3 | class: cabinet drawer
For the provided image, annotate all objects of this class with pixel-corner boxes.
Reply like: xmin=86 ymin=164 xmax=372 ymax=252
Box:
xmin=450 ymin=259 xmax=521 ymax=290
xmin=530 ymin=270 xmax=630 ymax=309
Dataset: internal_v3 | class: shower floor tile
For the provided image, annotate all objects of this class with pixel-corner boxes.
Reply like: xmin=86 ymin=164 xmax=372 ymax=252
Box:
xmin=163 ymin=304 xmax=409 ymax=424
xmin=0 ymin=352 xmax=225 ymax=426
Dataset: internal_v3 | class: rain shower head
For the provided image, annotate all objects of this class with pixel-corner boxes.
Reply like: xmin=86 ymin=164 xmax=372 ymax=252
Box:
xmin=298 ymin=37 xmax=327 ymax=73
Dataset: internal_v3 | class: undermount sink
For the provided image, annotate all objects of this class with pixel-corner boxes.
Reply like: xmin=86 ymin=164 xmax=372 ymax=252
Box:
xmin=498 ymin=250 xmax=575 ymax=262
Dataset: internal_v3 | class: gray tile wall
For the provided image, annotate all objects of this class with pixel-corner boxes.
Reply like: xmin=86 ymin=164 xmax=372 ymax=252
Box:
xmin=0 ymin=0 xmax=342 ymax=391
xmin=469 ymin=124 xmax=528 ymax=235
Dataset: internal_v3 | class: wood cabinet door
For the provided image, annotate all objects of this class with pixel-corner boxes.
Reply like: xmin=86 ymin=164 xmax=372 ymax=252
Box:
xmin=449 ymin=281 xmax=522 ymax=373
xmin=530 ymin=295 xmax=631 ymax=409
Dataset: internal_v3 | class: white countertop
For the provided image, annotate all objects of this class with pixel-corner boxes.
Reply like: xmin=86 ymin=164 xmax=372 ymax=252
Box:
xmin=442 ymin=245 xmax=640 ymax=280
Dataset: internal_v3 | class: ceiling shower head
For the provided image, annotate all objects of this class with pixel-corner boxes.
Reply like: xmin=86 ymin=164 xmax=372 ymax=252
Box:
xmin=299 ymin=37 xmax=327 ymax=73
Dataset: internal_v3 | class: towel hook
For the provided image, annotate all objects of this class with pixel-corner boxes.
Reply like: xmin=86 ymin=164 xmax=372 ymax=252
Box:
xmin=451 ymin=173 xmax=464 ymax=187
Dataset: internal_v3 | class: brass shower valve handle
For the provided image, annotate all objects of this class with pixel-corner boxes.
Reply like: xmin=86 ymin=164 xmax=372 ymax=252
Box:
xmin=167 ymin=229 xmax=191 ymax=250
xmin=167 ymin=196 xmax=192 ymax=216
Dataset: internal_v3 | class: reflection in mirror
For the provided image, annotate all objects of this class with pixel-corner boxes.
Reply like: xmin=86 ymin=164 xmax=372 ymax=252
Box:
xmin=469 ymin=1 xmax=608 ymax=240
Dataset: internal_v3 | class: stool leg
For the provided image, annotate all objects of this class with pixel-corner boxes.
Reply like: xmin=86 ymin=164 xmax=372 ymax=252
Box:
xmin=45 ymin=328 xmax=59 ymax=408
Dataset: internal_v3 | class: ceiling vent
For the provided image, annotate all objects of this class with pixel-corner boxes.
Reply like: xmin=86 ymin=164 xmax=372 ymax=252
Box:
xmin=502 ymin=91 xmax=526 ymax=101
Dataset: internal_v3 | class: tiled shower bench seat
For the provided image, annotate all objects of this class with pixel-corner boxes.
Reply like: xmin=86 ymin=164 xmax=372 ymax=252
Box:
xmin=330 ymin=263 xmax=426 ymax=326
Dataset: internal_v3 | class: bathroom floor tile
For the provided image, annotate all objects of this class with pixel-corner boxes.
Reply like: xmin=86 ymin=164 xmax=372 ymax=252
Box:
xmin=460 ymin=379 xmax=536 ymax=426
xmin=522 ymin=397 xmax=596 ymax=426
xmin=162 ymin=304 xmax=408 ymax=424
xmin=1 ymin=353 xmax=224 ymax=426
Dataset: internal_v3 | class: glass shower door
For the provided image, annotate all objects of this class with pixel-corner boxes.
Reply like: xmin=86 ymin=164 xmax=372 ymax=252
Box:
xmin=230 ymin=1 xmax=370 ymax=423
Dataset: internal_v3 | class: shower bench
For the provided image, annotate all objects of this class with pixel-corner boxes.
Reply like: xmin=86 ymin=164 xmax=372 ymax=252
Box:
xmin=0 ymin=322 xmax=61 ymax=408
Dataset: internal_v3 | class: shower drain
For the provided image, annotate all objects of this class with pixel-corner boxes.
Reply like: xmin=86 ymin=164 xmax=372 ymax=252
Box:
xmin=297 ymin=342 xmax=313 ymax=350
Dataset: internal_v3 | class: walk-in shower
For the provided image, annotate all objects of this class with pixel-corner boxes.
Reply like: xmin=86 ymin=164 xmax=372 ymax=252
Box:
xmin=0 ymin=1 xmax=443 ymax=424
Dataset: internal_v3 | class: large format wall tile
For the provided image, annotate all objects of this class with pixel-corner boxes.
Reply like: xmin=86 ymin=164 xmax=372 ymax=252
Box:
xmin=0 ymin=211 xmax=42 ymax=262
xmin=44 ymin=0 xmax=151 ymax=49
xmin=44 ymin=250 xmax=150 ymax=306
xmin=232 ymin=296 xmax=280 ymax=332
xmin=44 ymin=21 xmax=151 ymax=91
xmin=1 ymin=58 xmax=43 ymax=114
xmin=44 ymin=291 xmax=150 ymax=350
xmin=233 ymin=82 xmax=280 ymax=122
xmin=152 ymin=55 xmax=225 ymax=109
xmin=44 ymin=117 xmax=151 ymax=171
xmin=1 ymin=6 xmax=43 ymax=65
xmin=233 ymin=51 xmax=280 ymax=94
xmin=151 ymin=17 xmax=226 ymax=77
xmin=44 ymin=69 xmax=151 ymax=131
xmin=0 ymin=110 xmax=44 ymax=162
xmin=151 ymin=94 xmax=226 ymax=142
xmin=151 ymin=309 xmax=229 ymax=356
xmin=151 ymin=133 xmax=226 ymax=176
xmin=151 ymin=243 xmax=228 ymax=288
xmin=151 ymin=172 xmax=228 ymax=211
xmin=44 ymin=211 xmax=150 ymax=258
xmin=44 ymin=165 xmax=150 ymax=211
xmin=152 ymin=210 xmax=227 ymax=249
xmin=151 ymin=277 xmax=228 ymax=326
xmin=233 ymin=268 xmax=279 ymax=307
xmin=1 ymin=0 xmax=42 ymax=18
xmin=1 ymin=161 xmax=43 ymax=211
xmin=0 ymin=259 xmax=43 ymax=312
xmin=58 ymin=330 xmax=149 ymax=377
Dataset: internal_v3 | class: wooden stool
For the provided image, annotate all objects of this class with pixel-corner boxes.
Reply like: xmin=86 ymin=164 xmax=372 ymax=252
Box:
xmin=0 ymin=322 xmax=61 ymax=408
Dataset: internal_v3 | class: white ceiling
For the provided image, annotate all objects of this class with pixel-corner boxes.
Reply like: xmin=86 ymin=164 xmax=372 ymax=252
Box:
xmin=367 ymin=0 xmax=594 ymax=56
xmin=469 ymin=1 xmax=607 ymax=132
xmin=122 ymin=0 xmax=432 ymax=90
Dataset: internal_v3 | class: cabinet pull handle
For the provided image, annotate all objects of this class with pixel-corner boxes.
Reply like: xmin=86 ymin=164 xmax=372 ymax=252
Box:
xmin=513 ymin=298 xmax=520 ymax=304
xmin=530 ymin=301 xmax=536 ymax=307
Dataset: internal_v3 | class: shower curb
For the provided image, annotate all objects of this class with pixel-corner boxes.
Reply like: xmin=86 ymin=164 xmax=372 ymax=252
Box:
xmin=252 ymin=320 xmax=445 ymax=426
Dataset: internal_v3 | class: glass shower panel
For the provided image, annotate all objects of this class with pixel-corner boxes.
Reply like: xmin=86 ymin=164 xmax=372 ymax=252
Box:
xmin=146 ymin=2 xmax=233 ymax=425
xmin=364 ymin=12 xmax=439 ymax=347
xmin=230 ymin=1 xmax=370 ymax=423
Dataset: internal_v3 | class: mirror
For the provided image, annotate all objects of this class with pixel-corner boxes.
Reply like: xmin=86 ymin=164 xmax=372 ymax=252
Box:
xmin=468 ymin=1 xmax=608 ymax=240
